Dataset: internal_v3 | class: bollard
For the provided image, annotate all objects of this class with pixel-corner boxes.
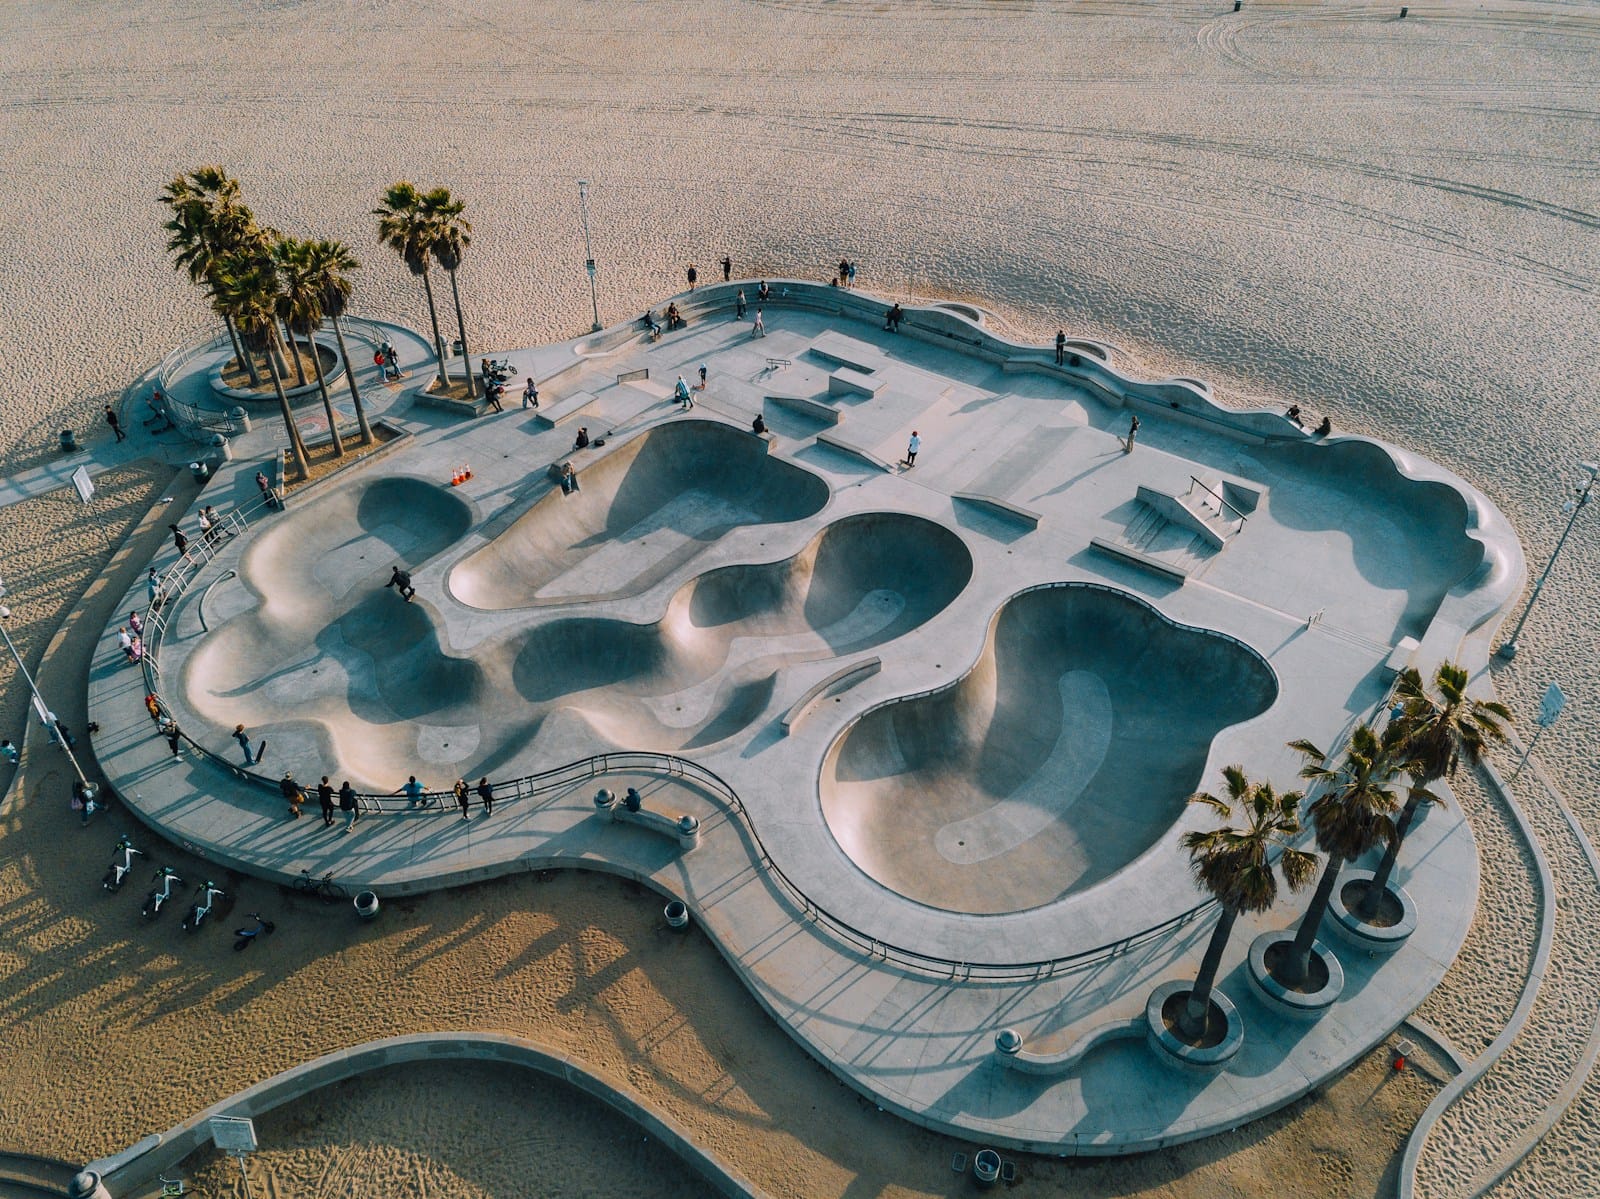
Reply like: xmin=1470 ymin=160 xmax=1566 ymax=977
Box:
xmin=211 ymin=432 xmax=232 ymax=462
xmin=229 ymin=405 xmax=251 ymax=434
xmin=993 ymin=1029 xmax=1022 ymax=1063
xmin=67 ymin=1171 xmax=112 ymax=1199
xmin=677 ymin=814 xmax=700 ymax=850
xmin=593 ymin=787 xmax=617 ymax=815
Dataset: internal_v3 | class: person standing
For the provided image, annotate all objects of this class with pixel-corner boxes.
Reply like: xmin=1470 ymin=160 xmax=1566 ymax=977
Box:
xmin=0 ymin=739 xmax=17 ymax=765
xmin=1124 ymin=414 xmax=1140 ymax=454
xmin=454 ymin=778 xmax=471 ymax=821
xmin=147 ymin=567 xmax=162 ymax=607
xmin=339 ymin=780 xmax=359 ymax=831
xmin=279 ymin=772 xmax=304 ymax=819
xmin=476 ymin=777 xmax=494 ymax=817
xmin=675 ymin=376 xmax=694 ymax=409
xmin=161 ymin=718 xmax=182 ymax=758
xmin=386 ymin=566 xmax=415 ymax=601
xmin=255 ymin=470 xmax=279 ymax=510
xmin=233 ymin=723 xmax=264 ymax=766
xmin=105 ymin=405 xmax=126 ymax=442
xmin=117 ymin=627 xmax=134 ymax=661
xmin=168 ymin=524 xmax=189 ymax=556
xmin=523 ymin=378 xmax=539 ymax=408
xmin=752 ymin=308 xmax=765 ymax=338
xmin=396 ymin=774 xmax=428 ymax=808
xmin=721 ymin=255 xmax=732 ymax=282
xmin=686 ymin=263 xmax=698 ymax=290
xmin=847 ymin=261 xmax=858 ymax=288
xmin=1055 ymin=330 xmax=1067 ymax=365
xmin=735 ymin=288 xmax=747 ymax=320
xmin=904 ymin=430 xmax=920 ymax=468
xmin=203 ymin=505 xmax=231 ymax=540
xmin=197 ymin=508 xmax=217 ymax=546
xmin=317 ymin=776 xmax=336 ymax=827
xmin=697 ymin=363 xmax=708 ymax=390
xmin=838 ymin=259 xmax=850 ymax=287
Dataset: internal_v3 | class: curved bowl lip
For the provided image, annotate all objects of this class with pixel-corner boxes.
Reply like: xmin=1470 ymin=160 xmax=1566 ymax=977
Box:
xmin=445 ymin=417 xmax=834 ymax=612
xmin=816 ymin=578 xmax=1282 ymax=917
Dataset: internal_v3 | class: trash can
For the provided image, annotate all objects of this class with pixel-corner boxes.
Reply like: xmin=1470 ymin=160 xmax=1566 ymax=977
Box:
xmin=59 ymin=429 xmax=78 ymax=453
xmin=354 ymin=890 xmax=380 ymax=921
xmin=189 ymin=460 xmax=210 ymax=483
xmin=664 ymin=900 xmax=689 ymax=930
xmin=973 ymin=1149 xmax=1001 ymax=1189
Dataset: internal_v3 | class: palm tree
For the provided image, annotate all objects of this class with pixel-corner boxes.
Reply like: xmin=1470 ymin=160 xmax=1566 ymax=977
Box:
xmin=211 ymin=249 xmax=310 ymax=480
xmin=1358 ymin=662 xmax=1511 ymax=918
xmin=1284 ymin=723 xmax=1410 ymax=987
xmin=423 ymin=187 xmax=476 ymax=399
xmin=1179 ymin=766 xmax=1318 ymax=1041
xmin=159 ymin=167 xmax=267 ymax=384
xmin=274 ymin=238 xmax=344 ymax=457
xmin=374 ymin=182 xmax=449 ymax=389
xmin=305 ymin=239 xmax=373 ymax=446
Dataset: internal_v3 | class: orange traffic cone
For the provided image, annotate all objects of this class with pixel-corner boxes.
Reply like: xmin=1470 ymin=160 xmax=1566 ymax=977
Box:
xmin=449 ymin=466 xmax=462 ymax=486
xmin=463 ymin=464 xmax=473 ymax=481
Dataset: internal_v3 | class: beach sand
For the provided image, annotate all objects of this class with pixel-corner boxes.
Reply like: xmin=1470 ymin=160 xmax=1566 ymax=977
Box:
xmin=1 ymin=1 xmax=1596 ymax=1195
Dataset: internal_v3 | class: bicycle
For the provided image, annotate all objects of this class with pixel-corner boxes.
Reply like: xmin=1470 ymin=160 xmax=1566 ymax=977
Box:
xmin=294 ymin=868 xmax=348 ymax=903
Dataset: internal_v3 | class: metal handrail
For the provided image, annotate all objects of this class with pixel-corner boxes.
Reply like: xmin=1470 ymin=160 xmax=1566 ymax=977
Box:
xmin=136 ymin=507 xmax=1222 ymax=983
xmin=1188 ymin=476 xmax=1249 ymax=525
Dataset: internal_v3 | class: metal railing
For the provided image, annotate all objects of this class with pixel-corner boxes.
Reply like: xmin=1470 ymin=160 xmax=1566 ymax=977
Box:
xmin=1187 ymin=476 xmax=1249 ymax=526
xmin=135 ymin=512 xmax=1223 ymax=983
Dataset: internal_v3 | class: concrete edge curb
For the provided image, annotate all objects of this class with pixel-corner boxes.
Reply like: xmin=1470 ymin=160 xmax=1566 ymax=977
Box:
xmin=90 ymin=1031 xmax=764 ymax=1198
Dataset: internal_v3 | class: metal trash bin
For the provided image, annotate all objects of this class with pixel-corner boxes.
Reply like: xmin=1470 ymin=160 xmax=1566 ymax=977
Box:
xmin=189 ymin=460 xmax=210 ymax=483
xmin=354 ymin=890 xmax=380 ymax=921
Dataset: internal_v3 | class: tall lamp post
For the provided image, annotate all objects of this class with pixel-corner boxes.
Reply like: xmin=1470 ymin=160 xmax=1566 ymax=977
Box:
xmin=0 ymin=588 xmax=97 ymax=802
xmin=1498 ymin=459 xmax=1599 ymax=660
xmin=577 ymin=179 xmax=601 ymax=333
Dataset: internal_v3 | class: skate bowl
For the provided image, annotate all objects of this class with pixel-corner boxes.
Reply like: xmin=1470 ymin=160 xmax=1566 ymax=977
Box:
xmin=451 ymin=420 xmax=832 ymax=609
xmin=820 ymin=582 xmax=1278 ymax=915
xmin=510 ymin=512 xmax=973 ymax=752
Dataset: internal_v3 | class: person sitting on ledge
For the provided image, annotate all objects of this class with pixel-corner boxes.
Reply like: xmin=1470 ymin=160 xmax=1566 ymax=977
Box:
xmin=624 ymin=787 xmax=643 ymax=812
xmin=885 ymin=303 xmax=904 ymax=333
xmin=642 ymin=310 xmax=662 ymax=341
xmin=1285 ymin=404 xmax=1302 ymax=426
xmin=757 ymin=280 xmax=771 ymax=302
xmin=574 ymin=426 xmax=590 ymax=450
xmin=751 ymin=413 xmax=768 ymax=435
xmin=1314 ymin=415 xmax=1332 ymax=437
xmin=559 ymin=463 xmax=580 ymax=495
xmin=666 ymin=302 xmax=683 ymax=330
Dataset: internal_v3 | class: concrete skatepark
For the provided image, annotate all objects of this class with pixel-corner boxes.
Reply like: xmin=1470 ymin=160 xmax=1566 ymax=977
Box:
xmin=85 ymin=281 xmax=1520 ymax=1181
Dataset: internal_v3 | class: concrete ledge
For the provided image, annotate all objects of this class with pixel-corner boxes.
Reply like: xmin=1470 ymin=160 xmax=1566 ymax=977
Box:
xmin=809 ymin=331 xmax=885 ymax=373
xmin=92 ymin=1033 xmax=760 ymax=1198
xmin=816 ymin=430 xmax=895 ymax=472
xmin=828 ymin=367 xmax=883 ymax=398
xmin=1088 ymin=536 xmax=1190 ymax=581
xmin=769 ymin=393 xmax=840 ymax=426
xmin=782 ymin=658 xmax=881 ymax=734
xmin=594 ymin=788 xmax=700 ymax=850
xmin=993 ymin=1018 xmax=1143 ymax=1076
xmin=1247 ymin=932 xmax=1345 ymax=1018
xmin=953 ymin=492 xmax=1042 ymax=530
xmin=415 ymin=384 xmax=484 ymax=418
xmin=532 ymin=389 xmax=599 ymax=428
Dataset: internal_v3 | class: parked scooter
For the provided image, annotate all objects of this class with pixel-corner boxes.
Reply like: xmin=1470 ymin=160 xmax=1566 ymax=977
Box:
xmin=482 ymin=357 xmax=518 ymax=384
xmin=102 ymin=836 xmax=144 ymax=891
xmin=181 ymin=880 xmax=227 ymax=932
xmin=233 ymin=912 xmax=275 ymax=952
xmin=141 ymin=867 xmax=184 ymax=919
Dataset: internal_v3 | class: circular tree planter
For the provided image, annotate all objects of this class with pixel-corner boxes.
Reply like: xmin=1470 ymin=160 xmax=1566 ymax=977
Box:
xmin=210 ymin=335 xmax=346 ymax=405
xmin=1247 ymin=930 xmax=1345 ymax=1018
xmin=1327 ymin=869 xmax=1417 ymax=953
xmin=1144 ymin=980 xmax=1244 ymax=1072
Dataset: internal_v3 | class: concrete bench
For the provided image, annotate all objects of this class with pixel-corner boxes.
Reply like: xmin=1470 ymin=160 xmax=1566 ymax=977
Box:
xmin=828 ymin=367 xmax=883 ymax=399
xmin=992 ymin=1020 xmax=1144 ymax=1076
xmin=416 ymin=387 xmax=485 ymax=418
xmin=531 ymin=388 xmax=597 ymax=429
xmin=592 ymin=788 xmax=700 ymax=850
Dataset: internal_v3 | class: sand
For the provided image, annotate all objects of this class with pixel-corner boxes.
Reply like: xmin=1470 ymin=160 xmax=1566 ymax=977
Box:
xmin=1 ymin=0 xmax=1597 ymax=1195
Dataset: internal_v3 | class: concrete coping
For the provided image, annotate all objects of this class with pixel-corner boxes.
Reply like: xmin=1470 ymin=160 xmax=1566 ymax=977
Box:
xmin=1087 ymin=535 xmax=1191 ymax=581
xmin=767 ymin=393 xmax=840 ymax=425
xmin=816 ymin=429 xmax=896 ymax=472
xmin=952 ymin=492 xmax=1042 ymax=530
xmin=781 ymin=658 xmax=882 ymax=734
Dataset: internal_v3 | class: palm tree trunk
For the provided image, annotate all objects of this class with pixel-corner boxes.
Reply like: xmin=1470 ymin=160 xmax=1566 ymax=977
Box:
xmin=1283 ymin=855 xmax=1342 ymax=987
xmin=419 ymin=269 xmax=450 ymax=389
xmin=266 ymin=352 xmax=310 ymax=480
xmin=447 ymin=267 xmax=475 ymax=398
xmin=1359 ymin=794 xmax=1422 ymax=919
xmin=1181 ymin=906 xmax=1238 ymax=1040
xmin=331 ymin=317 xmax=373 ymax=446
xmin=223 ymin=315 xmax=260 ymax=385
xmin=284 ymin=320 xmax=308 ymax=387
xmin=309 ymin=322 xmax=344 ymax=457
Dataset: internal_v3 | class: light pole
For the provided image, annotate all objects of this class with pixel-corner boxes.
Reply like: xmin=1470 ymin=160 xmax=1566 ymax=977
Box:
xmin=577 ymin=179 xmax=601 ymax=333
xmin=1498 ymin=459 xmax=1600 ymax=660
xmin=0 ymin=590 xmax=96 ymax=801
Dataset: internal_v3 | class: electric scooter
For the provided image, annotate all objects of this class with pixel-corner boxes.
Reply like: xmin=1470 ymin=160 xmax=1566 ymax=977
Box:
xmin=181 ymin=880 xmax=226 ymax=932
xmin=233 ymin=912 xmax=275 ymax=952
xmin=141 ymin=867 xmax=184 ymax=919
xmin=103 ymin=836 xmax=144 ymax=891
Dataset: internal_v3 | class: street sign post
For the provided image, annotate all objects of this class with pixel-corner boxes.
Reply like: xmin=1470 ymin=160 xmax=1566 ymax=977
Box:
xmin=1512 ymin=682 xmax=1569 ymax=782
xmin=208 ymin=1116 xmax=258 ymax=1197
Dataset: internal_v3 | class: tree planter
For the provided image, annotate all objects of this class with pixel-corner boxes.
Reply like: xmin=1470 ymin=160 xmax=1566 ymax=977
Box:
xmin=1145 ymin=980 xmax=1244 ymax=1072
xmin=1326 ymin=869 xmax=1417 ymax=952
xmin=1247 ymin=931 xmax=1345 ymax=1018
